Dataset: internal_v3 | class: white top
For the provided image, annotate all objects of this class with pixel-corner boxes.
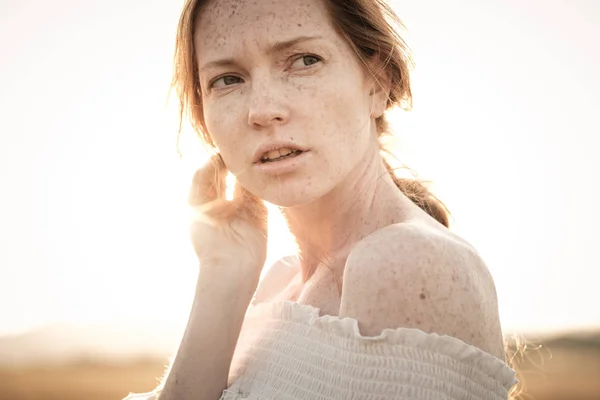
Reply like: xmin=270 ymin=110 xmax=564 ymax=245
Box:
xmin=125 ymin=300 xmax=517 ymax=400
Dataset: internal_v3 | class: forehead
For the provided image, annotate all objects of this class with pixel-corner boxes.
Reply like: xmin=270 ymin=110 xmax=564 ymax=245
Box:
xmin=195 ymin=0 xmax=336 ymax=57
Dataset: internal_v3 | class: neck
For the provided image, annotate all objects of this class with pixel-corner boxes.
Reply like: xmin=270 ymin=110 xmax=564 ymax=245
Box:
xmin=281 ymin=148 xmax=417 ymax=282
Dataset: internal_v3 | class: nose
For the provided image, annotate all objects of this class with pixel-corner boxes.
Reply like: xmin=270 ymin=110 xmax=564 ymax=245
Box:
xmin=247 ymin=79 xmax=289 ymax=128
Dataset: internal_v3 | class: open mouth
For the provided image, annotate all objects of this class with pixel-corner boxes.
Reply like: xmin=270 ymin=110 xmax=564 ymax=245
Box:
xmin=260 ymin=149 xmax=304 ymax=163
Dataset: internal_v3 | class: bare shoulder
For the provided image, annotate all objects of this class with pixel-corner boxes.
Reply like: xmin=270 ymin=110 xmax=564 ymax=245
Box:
xmin=339 ymin=222 xmax=506 ymax=360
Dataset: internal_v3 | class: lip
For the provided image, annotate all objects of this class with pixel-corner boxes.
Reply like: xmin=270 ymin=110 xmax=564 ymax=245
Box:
xmin=252 ymin=142 xmax=309 ymax=164
xmin=253 ymin=149 xmax=311 ymax=176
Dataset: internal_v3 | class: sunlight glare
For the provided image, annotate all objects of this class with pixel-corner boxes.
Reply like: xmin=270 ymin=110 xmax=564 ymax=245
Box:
xmin=226 ymin=172 xmax=236 ymax=201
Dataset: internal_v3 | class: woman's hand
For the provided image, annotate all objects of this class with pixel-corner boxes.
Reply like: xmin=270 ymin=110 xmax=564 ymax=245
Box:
xmin=188 ymin=154 xmax=269 ymax=279
xmin=157 ymin=155 xmax=268 ymax=400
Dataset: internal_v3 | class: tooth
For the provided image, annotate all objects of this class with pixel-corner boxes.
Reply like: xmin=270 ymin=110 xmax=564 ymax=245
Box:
xmin=278 ymin=147 xmax=292 ymax=156
xmin=267 ymin=150 xmax=280 ymax=160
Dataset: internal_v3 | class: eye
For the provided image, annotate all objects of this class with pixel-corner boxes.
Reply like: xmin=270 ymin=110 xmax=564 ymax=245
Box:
xmin=290 ymin=54 xmax=322 ymax=69
xmin=210 ymin=75 xmax=243 ymax=88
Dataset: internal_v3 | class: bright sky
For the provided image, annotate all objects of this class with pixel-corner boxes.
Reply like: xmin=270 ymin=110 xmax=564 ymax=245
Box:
xmin=0 ymin=0 xmax=599 ymax=343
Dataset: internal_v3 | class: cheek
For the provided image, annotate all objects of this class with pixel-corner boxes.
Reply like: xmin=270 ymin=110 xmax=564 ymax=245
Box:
xmin=312 ymin=83 xmax=370 ymax=145
xmin=203 ymin=100 xmax=244 ymax=154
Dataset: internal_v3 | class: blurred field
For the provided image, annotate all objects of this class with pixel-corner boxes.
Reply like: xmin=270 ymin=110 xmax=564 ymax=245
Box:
xmin=0 ymin=334 xmax=599 ymax=400
xmin=0 ymin=359 xmax=166 ymax=400
xmin=507 ymin=333 xmax=600 ymax=400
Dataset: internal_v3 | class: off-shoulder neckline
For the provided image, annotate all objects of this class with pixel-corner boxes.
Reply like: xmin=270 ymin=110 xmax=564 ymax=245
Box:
xmin=246 ymin=300 xmax=517 ymax=387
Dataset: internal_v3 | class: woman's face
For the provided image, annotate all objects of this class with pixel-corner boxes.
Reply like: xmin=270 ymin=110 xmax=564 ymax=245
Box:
xmin=195 ymin=0 xmax=380 ymax=207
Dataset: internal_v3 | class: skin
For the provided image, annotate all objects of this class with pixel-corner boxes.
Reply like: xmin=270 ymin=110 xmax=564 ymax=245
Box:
xmin=155 ymin=1 xmax=508 ymax=399
xmin=196 ymin=0 xmax=504 ymax=351
xmin=195 ymin=0 xmax=422 ymax=280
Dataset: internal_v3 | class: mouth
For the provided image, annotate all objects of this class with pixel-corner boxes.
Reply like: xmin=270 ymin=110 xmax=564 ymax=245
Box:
xmin=259 ymin=148 xmax=305 ymax=163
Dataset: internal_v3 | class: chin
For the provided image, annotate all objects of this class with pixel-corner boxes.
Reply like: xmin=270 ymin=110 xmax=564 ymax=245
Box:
xmin=259 ymin=182 xmax=327 ymax=209
xmin=263 ymin=192 xmax=319 ymax=208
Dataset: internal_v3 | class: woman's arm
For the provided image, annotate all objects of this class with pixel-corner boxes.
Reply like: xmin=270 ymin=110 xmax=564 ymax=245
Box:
xmin=158 ymin=155 xmax=268 ymax=400
xmin=158 ymin=264 xmax=259 ymax=400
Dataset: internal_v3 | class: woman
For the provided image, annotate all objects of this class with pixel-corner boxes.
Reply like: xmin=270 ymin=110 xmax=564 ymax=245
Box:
xmin=126 ymin=0 xmax=518 ymax=398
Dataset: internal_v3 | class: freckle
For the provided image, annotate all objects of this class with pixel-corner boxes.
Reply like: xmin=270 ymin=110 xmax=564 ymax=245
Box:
xmin=298 ymin=23 xmax=302 ymax=27
xmin=419 ymin=292 xmax=426 ymax=300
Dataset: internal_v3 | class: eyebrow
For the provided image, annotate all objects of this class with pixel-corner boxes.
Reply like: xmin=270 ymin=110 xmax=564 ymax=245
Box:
xmin=198 ymin=35 xmax=322 ymax=73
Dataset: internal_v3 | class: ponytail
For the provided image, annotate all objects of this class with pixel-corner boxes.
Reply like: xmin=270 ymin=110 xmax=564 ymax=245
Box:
xmin=381 ymin=156 xmax=451 ymax=228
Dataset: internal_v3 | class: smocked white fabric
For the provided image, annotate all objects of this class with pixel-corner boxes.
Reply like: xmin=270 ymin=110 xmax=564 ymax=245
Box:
xmin=125 ymin=301 xmax=517 ymax=400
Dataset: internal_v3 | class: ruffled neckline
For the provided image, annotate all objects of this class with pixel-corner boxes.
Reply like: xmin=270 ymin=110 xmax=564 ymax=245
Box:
xmin=246 ymin=300 xmax=518 ymax=388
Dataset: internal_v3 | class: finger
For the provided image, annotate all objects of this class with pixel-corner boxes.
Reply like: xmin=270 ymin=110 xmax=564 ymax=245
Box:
xmin=188 ymin=153 xmax=227 ymax=206
xmin=189 ymin=154 xmax=239 ymax=226
xmin=191 ymin=199 xmax=238 ymax=227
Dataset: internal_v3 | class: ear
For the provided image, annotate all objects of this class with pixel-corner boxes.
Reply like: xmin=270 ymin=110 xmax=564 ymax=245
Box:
xmin=366 ymin=57 xmax=392 ymax=119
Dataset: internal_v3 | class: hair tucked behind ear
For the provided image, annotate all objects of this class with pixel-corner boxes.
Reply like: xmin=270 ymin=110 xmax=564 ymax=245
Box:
xmin=323 ymin=0 xmax=451 ymax=228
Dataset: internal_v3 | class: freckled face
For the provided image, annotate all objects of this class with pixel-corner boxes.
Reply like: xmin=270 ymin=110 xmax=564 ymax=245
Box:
xmin=195 ymin=0 xmax=377 ymax=207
